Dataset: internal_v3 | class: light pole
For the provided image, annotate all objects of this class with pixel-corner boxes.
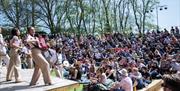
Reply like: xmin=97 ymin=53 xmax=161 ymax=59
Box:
xmin=146 ymin=5 xmax=167 ymax=31
xmin=156 ymin=5 xmax=159 ymax=31
xmin=156 ymin=5 xmax=167 ymax=31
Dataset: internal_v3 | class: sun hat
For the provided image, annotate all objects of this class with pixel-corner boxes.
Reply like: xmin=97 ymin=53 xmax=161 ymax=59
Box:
xmin=63 ymin=60 xmax=70 ymax=67
xmin=119 ymin=68 xmax=128 ymax=76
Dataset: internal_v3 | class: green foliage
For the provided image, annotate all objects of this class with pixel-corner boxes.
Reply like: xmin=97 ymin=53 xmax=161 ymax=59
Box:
xmin=0 ymin=0 xmax=159 ymax=35
xmin=1 ymin=28 xmax=11 ymax=38
xmin=145 ymin=22 xmax=157 ymax=30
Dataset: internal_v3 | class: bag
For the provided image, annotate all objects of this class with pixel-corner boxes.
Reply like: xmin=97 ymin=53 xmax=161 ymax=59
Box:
xmin=33 ymin=37 xmax=48 ymax=50
xmin=39 ymin=38 xmax=48 ymax=48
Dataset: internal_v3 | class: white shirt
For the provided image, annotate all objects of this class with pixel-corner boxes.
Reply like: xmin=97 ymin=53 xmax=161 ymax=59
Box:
xmin=95 ymin=52 xmax=101 ymax=59
xmin=0 ymin=34 xmax=4 ymax=46
xmin=44 ymin=48 xmax=57 ymax=64
xmin=26 ymin=34 xmax=38 ymax=48
xmin=164 ymin=37 xmax=171 ymax=44
xmin=115 ymin=77 xmax=133 ymax=91
xmin=57 ymin=53 xmax=63 ymax=64
xmin=130 ymin=72 xmax=142 ymax=79
xmin=10 ymin=36 xmax=21 ymax=48
xmin=0 ymin=34 xmax=7 ymax=53
xmin=171 ymin=62 xmax=180 ymax=71
xmin=21 ymin=46 xmax=31 ymax=54
xmin=0 ymin=34 xmax=6 ymax=50
xmin=139 ymin=63 xmax=146 ymax=69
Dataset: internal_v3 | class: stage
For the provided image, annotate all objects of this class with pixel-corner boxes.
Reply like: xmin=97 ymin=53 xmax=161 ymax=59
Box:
xmin=0 ymin=67 xmax=81 ymax=91
xmin=0 ymin=66 xmax=164 ymax=91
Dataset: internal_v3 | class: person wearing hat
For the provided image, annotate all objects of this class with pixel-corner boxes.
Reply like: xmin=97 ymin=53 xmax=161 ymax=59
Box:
xmin=111 ymin=68 xmax=133 ymax=91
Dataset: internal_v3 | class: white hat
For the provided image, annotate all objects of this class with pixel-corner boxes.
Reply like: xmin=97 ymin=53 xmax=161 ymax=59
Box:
xmin=172 ymin=59 xmax=176 ymax=62
xmin=63 ymin=60 xmax=70 ymax=67
xmin=119 ymin=69 xmax=128 ymax=76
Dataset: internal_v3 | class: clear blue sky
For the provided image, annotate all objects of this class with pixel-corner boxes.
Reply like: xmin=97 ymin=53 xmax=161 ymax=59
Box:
xmin=155 ymin=0 xmax=180 ymax=30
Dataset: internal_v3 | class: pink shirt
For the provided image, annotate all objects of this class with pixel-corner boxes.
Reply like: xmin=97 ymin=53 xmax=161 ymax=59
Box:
xmin=115 ymin=77 xmax=133 ymax=91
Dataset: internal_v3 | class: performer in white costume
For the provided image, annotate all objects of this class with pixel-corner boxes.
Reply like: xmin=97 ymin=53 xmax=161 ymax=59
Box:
xmin=0 ymin=27 xmax=10 ymax=68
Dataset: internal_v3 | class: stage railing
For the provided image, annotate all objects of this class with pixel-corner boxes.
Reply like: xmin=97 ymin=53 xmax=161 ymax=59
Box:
xmin=138 ymin=79 xmax=163 ymax=91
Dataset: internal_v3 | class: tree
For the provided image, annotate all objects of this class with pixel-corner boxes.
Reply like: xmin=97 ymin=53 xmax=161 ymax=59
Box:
xmin=117 ymin=0 xmax=131 ymax=33
xmin=0 ymin=0 xmax=159 ymax=35
xmin=35 ymin=0 xmax=57 ymax=33
xmin=0 ymin=0 xmax=25 ymax=28
xmin=102 ymin=0 xmax=111 ymax=33
xmin=130 ymin=0 xmax=158 ymax=35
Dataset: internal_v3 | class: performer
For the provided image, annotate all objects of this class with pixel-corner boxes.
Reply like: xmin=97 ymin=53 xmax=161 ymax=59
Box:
xmin=6 ymin=28 xmax=22 ymax=83
xmin=44 ymin=46 xmax=63 ymax=78
xmin=26 ymin=26 xmax=52 ymax=86
xmin=0 ymin=27 xmax=10 ymax=68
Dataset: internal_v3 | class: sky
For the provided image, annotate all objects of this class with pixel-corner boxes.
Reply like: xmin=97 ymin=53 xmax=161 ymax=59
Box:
xmin=155 ymin=0 xmax=180 ymax=30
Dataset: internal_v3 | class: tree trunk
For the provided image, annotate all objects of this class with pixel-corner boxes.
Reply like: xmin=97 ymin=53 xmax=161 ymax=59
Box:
xmin=15 ymin=0 xmax=20 ymax=28
xmin=32 ymin=0 xmax=35 ymax=27
xmin=92 ymin=0 xmax=96 ymax=35
xmin=102 ymin=0 xmax=111 ymax=33
xmin=113 ymin=0 xmax=118 ymax=32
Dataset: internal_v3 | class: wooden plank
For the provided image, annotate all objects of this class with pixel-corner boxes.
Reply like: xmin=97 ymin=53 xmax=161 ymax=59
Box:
xmin=138 ymin=80 xmax=163 ymax=91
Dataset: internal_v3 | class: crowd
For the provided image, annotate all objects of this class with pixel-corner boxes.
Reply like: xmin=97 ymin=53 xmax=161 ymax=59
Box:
xmin=0 ymin=26 xmax=180 ymax=91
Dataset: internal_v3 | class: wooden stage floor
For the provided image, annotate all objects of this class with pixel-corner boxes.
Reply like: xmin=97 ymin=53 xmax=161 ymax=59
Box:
xmin=0 ymin=67 xmax=79 ymax=91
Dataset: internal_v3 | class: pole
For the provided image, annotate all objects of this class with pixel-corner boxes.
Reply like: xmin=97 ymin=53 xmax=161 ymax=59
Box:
xmin=156 ymin=5 xmax=159 ymax=32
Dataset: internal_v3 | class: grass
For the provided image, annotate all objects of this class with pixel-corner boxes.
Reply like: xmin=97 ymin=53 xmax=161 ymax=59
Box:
xmin=50 ymin=71 xmax=84 ymax=91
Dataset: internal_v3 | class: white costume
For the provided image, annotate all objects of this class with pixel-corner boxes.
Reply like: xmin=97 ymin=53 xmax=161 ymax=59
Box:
xmin=0 ymin=34 xmax=10 ymax=67
xmin=44 ymin=48 xmax=63 ymax=65
xmin=44 ymin=48 xmax=63 ymax=78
